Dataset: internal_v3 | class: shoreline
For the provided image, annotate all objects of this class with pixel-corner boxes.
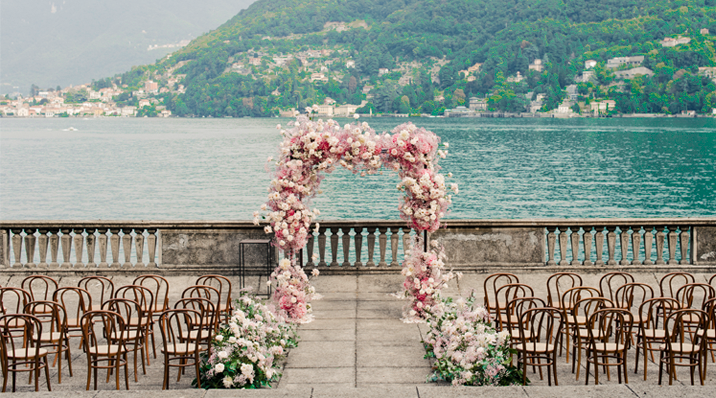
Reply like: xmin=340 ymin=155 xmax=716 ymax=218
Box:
xmin=1 ymin=113 xmax=714 ymax=119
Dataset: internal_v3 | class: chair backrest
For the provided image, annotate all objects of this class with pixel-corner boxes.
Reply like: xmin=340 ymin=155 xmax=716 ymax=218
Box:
xmin=0 ymin=287 xmax=32 ymax=315
xmin=572 ymin=297 xmax=614 ymax=325
xmin=614 ymin=282 xmax=654 ymax=311
xmin=483 ymin=273 xmax=519 ymax=312
xmin=81 ymin=310 xmax=126 ymax=353
xmin=0 ymin=314 xmax=43 ymax=361
xmin=505 ymin=297 xmax=547 ymax=332
xmin=675 ymin=283 xmax=716 ymax=310
xmin=182 ymin=285 xmax=221 ymax=315
xmin=53 ymin=287 xmax=92 ymax=327
xmin=546 ymin=272 xmax=583 ymax=307
xmin=638 ymin=297 xmax=681 ymax=331
xmin=519 ymin=307 xmax=565 ymax=349
xmin=659 ymin=272 xmax=695 ymax=298
xmin=196 ymin=275 xmax=232 ymax=312
xmin=21 ymin=275 xmax=58 ymax=304
xmin=709 ymin=274 xmax=716 ymax=288
xmin=159 ymin=309 xmax=202 ymax=352
xmin=133 ymin=275 xmax=169 ymax=313
xmin=663 ymin=309 xmax=708 ymax=350
xmin=78 ymin=276 xmax=114 ymax=306
xmin=599 ymin=271 xmax=635 ymax=302
xmin=559 ymin=286 xmax=601 ymax=312
xmin=587 ymin=308 xmax=633 ymax=349
xmin=24 ymin=300 xmax=68 ymax=336
xmin=102 ymin=298 xmax=143 ymax=332
xmin=174 ymin=298 xmax=216 ymax=336
xmin=496 ymin=283 xmax=535 ymax=327
xmin=703 ymin=298 xmax=716 ymax=330
xmin=115 ymin=285 xmax=154 ymax=318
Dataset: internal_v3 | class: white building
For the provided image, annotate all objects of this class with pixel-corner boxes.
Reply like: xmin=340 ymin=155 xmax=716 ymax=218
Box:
xmin=584 ymin=60 xmax=597 ymax=69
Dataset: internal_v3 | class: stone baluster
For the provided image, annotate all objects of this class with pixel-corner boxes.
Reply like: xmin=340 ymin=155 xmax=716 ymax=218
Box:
xmin=667 ymin=226 xmax=678 ymax=265
xmin=11 ymin=229 xmax=23 ymax=267
xmin=329 ymin=227 xmax=339 ymax=267
xmin=583 ymin=227 xmax=593 ymax=266
xmin=643 ymin=227 xmax=654 ymax=265
xmin=86 ymin=229 xmax=97 ymax=267
xmin=606 ymin=226 xmax=617 ymax=266
xmin=354 ymin=228 xmax=363 ymax=267
xmin=631 ymin=227 xmax=642 ymax=265
xmin=147 ymin=228 xmax=158 ymax=267
xmin=135 ymin=229 xmax=145 ymax=267
xmin=546 ymin=227 xmax=557 ymax=266
xmin=378 ymin=227 xmax=388 ymax=267
xmin=38 ymin=229 xmax=49 ymax=269
xmin=306 ymin=233 xmax=315 ymax=267
xmin=679 ymin=227 xmax=690 ymax=265
xmin=110 ymin=228 xmax=121 ymax=267
xmin=98 ymin=228 xmax=109 ymax=267
xmin=558 ymin=226 xmax=569 ymax=266
xmin=317 ymin=228 xmax=327 ymax=267
xmin=390 ymin=227 xmax=399 ymax=267
xmin=619 ymin=227 xmax=630 ymax=266
xmin=341 ymin=227 xmax=351 ymax=267
xmin=570 ymin=227 xmax=581 ymax=266
xmin=594 ymin=227 xmax=606 ymax=266
xmin=24 ymin=229 xmax=37 ymax=267
xmin=60 ymin=228 xmax=72 ymax=267
xmin=122 ymin=229 xmax=133 ymax=267
xmin=73 ymin=228 xmax=84 ymax=267
xmin=49 ymin=229 xmax=60 ymax=267
xmin=403 ymin=229 xmax=411 ymax=256
xmin=366 ymin=227 xmax=376 ymax=267
xmin=655 ymin=226 xmax=666 ymax=265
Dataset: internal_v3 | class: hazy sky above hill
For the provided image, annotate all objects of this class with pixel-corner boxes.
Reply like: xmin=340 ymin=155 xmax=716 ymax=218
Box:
xmin=0 ymin=0 xmax=257 ymax=95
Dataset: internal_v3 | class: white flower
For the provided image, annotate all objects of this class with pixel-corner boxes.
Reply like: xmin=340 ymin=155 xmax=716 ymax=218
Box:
xmin=311 ymin=269 xmax=320 ymax=277
xmin=214 ymin=363 xmax=225 ymax=373
xmin=215 ymin=335 xmax=224 ymax=342
xmin=223 ymin=375 xmax=233 ymax=388
xmin=217 ymin=350 xmax=228 ymax=359
xmin=353 ymin=114 xmax=360 ymax=119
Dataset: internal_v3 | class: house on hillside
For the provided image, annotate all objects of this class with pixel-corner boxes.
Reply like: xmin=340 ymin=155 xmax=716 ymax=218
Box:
xmin=606 ymin=56 xmax=644 ymax=69
xmin=507 ymin=72 xmax=524 ymax=83
xmin=576 ymin=70 xmax=596 ymax=83
xmin=661 ymin=37 xmax=691 ymax=47
xmin=591 ymin=100 xmax=616 ymax=115
xmin=566 ymin=85 xmax=578 ymax=101
xmin=529 ymin=59 xmax=543 ymax=72
xmin=700 ymin=28 xmax=710 ymax=35
xmin=310 ymin=73 xmax=328 ymax=83
xmin=378 ymin=68 xmax=390 ymax=76
xmin=584 ymin=60 xmax=597 ymax=69
xmin=614 ymin=67 xmax=654 ymax=79
xmin=698 ymin=67 xmax=716 ymax=79
xmin=557 ymin=100 xmax=573 ymax=114
xmin=469 ymin=97 xmax=486 ymax=111
xmin=346 ymin=60 xmax=356 ymax=68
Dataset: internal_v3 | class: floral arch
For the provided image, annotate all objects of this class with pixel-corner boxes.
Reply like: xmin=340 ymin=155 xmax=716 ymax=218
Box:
xmin=257 ymin=113 xmax=458 ymax=323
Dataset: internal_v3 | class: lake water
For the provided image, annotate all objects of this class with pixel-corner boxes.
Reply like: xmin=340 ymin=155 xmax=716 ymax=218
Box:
xmin=1 ymin=117 xmax=715 ymax=221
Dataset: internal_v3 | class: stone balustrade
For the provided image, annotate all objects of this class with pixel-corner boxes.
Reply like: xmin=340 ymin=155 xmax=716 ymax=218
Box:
xmin=1 ymin=219 xmax=715 ymax=274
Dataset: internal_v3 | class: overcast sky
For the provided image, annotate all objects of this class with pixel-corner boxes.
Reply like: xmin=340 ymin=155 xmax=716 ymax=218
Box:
xmin=1 ymin=0 xmax=257 ymax=95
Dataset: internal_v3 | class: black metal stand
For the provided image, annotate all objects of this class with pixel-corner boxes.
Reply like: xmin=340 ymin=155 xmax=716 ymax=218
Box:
xmin=239 ymin=239 xmax=273 ymax=297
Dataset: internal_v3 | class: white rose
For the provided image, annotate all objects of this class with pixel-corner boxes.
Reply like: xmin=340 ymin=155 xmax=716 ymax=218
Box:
xmin=214 ymin=363 xmax=225 ymax=373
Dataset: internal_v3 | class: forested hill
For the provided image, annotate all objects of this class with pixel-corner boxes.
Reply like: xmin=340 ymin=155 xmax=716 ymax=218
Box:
xmin=107 ymin=0 xmax=716 ymax=116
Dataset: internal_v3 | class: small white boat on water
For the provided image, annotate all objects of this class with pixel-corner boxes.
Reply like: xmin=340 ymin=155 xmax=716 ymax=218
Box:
xmin=62 ymin=127 xmax=78 ymax=131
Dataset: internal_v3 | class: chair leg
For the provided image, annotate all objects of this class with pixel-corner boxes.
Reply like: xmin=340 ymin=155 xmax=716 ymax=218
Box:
xmin=66 ymin=338 xmax=73 ymax=377
xmin=124 ymin=353 xmax=129 ymax=390
xmin=44 ymin=356 xmax=51 ymax=391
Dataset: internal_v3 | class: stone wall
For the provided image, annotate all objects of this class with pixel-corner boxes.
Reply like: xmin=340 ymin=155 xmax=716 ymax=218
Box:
xmin=696 ymin=226 xmax=716 ymax=264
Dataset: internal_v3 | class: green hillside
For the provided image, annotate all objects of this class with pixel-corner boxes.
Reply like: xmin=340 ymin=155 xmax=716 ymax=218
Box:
xmin=109 ymin=0 xmax=716 ymax=116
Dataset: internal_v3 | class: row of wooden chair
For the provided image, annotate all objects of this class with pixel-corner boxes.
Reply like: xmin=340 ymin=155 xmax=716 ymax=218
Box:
xmin=0 ymin=274 xmax=236 ymax=391
xmin=482 ymin=272 xmax=716 ymax=386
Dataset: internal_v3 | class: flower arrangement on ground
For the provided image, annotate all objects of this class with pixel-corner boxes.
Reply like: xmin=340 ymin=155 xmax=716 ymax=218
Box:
xmin=398 ymin=238 xmax=457 ymax=322
xmin=422 ymin=293 xmax=524 ymax=386
xmin=195 ymin=291 xmax=299 ymax=389
xmin=270 ymin=258 xmax=320 ymax=324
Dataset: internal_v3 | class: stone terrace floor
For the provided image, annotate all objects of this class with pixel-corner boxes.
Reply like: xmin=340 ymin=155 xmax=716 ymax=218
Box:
xmin=3 ymin=272 xmax=716 ymax=397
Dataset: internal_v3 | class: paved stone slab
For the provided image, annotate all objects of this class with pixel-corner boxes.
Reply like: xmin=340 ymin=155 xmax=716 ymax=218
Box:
xmin=313 ymin=308 xmax=357 ymax=319
xmin=419 ymin=385 xmax=528 ymax=397
xmin=311 ymin=385 xmax=419 ymax=398
xmin=298 ymin=318 xmax=355 ymax=330
xmin=524 ymin=385 xmax=633 ymax=397
xmin=285 ymin=341 xmax=355 ymax=368
xmin=357 ymin=343 xmax=429 ymax=368
xmin=628 ymin=385 xmax=715 ymax=397
xmin=97 ymin=390 xmax=205 ymax=397
xmin=312 ymin=275 xmax=357 ymax=293
xmin=280 ymin=367 xmax=354 ymax=385
xmin=299 ymin=328 xmax=356 ymax=342
xmin=356 ymin=274 xmax=404 ymax=293
xmin=357 ymin=366 xmax=432 ymax=385
xmin=357 ymin=300 xmax=403 ymax=319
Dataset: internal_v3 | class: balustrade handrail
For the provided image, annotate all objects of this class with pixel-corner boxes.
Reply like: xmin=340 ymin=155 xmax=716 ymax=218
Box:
xmin=3 ymin=217 xmax=716 ymax=229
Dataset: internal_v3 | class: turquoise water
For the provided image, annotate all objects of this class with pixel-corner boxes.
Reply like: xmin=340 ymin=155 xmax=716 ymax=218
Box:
xmin=1 ymin=117 xmax=715 ymax=220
